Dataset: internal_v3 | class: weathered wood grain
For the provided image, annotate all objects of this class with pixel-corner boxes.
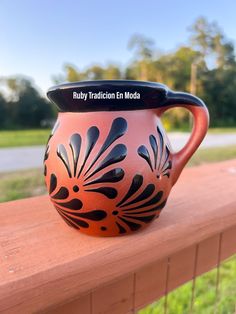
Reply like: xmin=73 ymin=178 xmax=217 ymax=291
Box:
xmin=47 ymin=293 xmax=91 ymax=314
xmin=168 ymin=246 xmax=196 ymax=292
xmin=135 ymin=258 xmax=168 ymax=310
xmin=196 ymin=235 xmax=220 ymax=276
xmin=221 ymin=226 xmax=236 ymax=261
xmin=0 ymin=159 xmax=236 ymax=313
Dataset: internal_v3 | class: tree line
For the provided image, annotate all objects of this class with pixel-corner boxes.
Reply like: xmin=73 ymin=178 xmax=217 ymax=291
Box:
xmin=1 ymin=17 xmax=236 ymax=129
xmin=0 ymin=77 xmax=55 ymax=129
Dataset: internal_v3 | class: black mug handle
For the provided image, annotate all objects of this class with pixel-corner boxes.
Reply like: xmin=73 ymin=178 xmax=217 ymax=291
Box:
xmin=157 ymin=90 xmax=209 ymax=185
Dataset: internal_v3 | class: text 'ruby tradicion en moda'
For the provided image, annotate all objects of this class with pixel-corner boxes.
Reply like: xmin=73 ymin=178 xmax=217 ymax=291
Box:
xmin=73 ymin=91 xmax=141 ymax=101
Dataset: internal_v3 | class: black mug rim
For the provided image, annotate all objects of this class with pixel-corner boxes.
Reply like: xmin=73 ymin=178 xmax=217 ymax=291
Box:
xmin=47 ymin=80 xmax=167 ymax=93
xmin=47 ymin=80 xmax=204 ymax=112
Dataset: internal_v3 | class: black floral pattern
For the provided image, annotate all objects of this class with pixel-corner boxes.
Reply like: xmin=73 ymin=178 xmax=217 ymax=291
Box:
xmin=49 ymin=173 xmax=107 ymax=230
xmin=111 ymin=174 xmax=167 ymax=234
xmin=138 ymin=125 xmax=172 ymax=179
xmin=45 ymin=117 xmax=128 ymax=230
xmin=44 ymin=120 xmax=60 ymax=176
xmin=44 ymin=118 xmax=171 ymax=234
xmin=54 ymin=117 xmax=127 ymax=199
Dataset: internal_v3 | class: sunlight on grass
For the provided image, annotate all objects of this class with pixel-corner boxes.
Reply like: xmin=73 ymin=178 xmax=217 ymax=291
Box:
xmin=0 ymin=129 xmax=50 ymax=148
xmin=188 ymin=145 xmax=236 ymax=167
xmin=192 ymin=269 xmax=218 ymax=314
xmin=217 ymin=256 xmax=236 ymax=313
xmin=207 ymin=128 xmax=236 ymax=134
xmin=0 ymin=128 xmax=235 ymax=148
xmin=138 ymin=282 xmax=192 ymax=314
xmin=139 ymin=255 xmax=236 ymax=314
xmin=0 ymin=168 xmax=46 ymax=202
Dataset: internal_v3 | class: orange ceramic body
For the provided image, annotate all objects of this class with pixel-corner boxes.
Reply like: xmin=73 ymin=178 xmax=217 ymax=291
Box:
xmin=45 ymin=81 xmax=209 ymax=236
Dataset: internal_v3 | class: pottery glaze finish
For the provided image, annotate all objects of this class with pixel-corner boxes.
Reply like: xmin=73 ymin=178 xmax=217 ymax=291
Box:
xmin=45 ymin=81 xmax=209 ymax=236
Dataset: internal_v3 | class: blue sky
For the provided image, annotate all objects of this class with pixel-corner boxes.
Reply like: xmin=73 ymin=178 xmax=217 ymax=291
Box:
xmin=0 ymin=0 xmax=236 ymax=94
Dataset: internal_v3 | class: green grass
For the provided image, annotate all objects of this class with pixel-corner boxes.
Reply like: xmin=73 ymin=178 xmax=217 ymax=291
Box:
xmin=139 ymin=255 xmax=236 ymax=314
xmin=0 ymin=129 xmax=50 ymax=148
xmin=207 ymin=127 xmax=236 ymax=134
xmin=0 ymin=127 xmax=236 ymax=148
xmin=165 ymin=125 xmax=236 ymax=133
xmin=0 ymin=168 xmax=46 ymax=202
xmin=187 ymin=145 xmax=236 ymax=167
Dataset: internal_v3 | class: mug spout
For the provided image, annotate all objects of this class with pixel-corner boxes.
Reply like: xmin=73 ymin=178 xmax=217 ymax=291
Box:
xmin=164 ymin=90 xmax=206 ymax=108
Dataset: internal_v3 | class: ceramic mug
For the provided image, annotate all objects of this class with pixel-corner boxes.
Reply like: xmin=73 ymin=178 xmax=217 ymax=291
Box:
xmin=44 ymin=80 xmax=209 ymax=236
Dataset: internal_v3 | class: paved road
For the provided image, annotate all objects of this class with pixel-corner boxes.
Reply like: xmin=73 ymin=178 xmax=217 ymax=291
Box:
xmin=0 ymin=146 xmax=45 ymax=173
xmin=169 ymin=132 xmax=236 ymax=150
xmin=0 ymin=133 xmax=235 ymax=173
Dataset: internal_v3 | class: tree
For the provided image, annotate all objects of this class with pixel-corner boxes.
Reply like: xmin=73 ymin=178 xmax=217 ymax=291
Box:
xmin=0 ymin=93 xmax=7 ymax=128
xmin=151 ymin=47 xmax=203 ymax=130
xmin=57 ymin=63 xmax=123 ymax=82
xmin=189 ymin=17 xmax=212 ymax=58
xmin=152 ymin=47 xmax=203 ymax=91
xmin=128 ymin=34 xmax=155 ymax=80
xmin=63 ymin=64 xmax=83 ymax=82
xmin=85 ymin=65 xmax=105 ymax=80
xmin=104 ymin=65 xmax=122 ymax=79
xmin=189 ymin=17 xmax=236 ymax=69
xmin=200 ymin=67 xmax=236 ymax=126
xmin=128 ymin=34 xmax=154 ymax=59
xmin=5 ymin=77 xmax=55 ymax=128
xmin=53 ymin=17 xmax=236 ymax=128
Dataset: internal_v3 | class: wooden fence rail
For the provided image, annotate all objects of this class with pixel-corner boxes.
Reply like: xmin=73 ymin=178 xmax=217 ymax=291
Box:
xmin=1 ymin=159 xmax=236 ymax=313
